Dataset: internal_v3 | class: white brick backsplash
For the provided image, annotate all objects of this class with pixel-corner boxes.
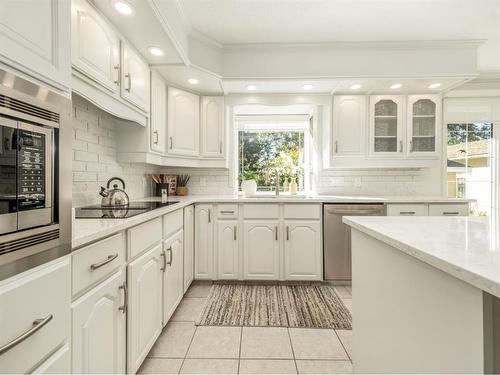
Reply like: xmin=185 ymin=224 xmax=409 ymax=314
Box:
xmin=72 ymin=96 xmax=162 ymax=207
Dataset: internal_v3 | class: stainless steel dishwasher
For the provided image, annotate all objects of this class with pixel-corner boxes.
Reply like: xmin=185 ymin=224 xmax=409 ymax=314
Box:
xmin=323 ymin=204 xmax=386 ymax=282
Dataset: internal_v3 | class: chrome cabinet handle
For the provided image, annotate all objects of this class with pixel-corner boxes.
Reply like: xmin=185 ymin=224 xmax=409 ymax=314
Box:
xmin=399 ymin=140 xmax=403 ymax=153
xmin=219 ymin=141 xmax=223 ymax=154
xmin=90 ymin=253 xmax=118 ymax=271
xmin=125 ymin=73 xmax=131 ymax=92
xmin=160 ymin=250 xmax=166 ymax=271
xmin=334 ymin=141 xmax=338 ymax=153
xmin=208 ymin=209 xmax=211 ymax=223
xmin=220 ymin=210 xmax=234 ymax=214
xmin=234 ymin=226 xmax=237 ymax=241
xmin=113 ymin=65 xmax=120 ymax=85
xmin=399 ymin=211 xmax=416 ymax=215
xmin=286 ymin=226 xmax=290 ymax=241
xmin=119 ymin=282 xmax=127 ymax=313
xmin=0 ymin=314 xmax=53 ymax=355
xmin=275 ymin=226 xmax=278 ymax=241
xmin=443 ymin=211 xmax=460 ymax=215
xmin=169 ymin=136 xmax=173 ymax=150
xmin=167 ymin=247 xmax=173 ymax=266
xmin=410 ymin=140 xmax=414 ymax=152
xmin=153 ymin=130 xmax=159 ymax=145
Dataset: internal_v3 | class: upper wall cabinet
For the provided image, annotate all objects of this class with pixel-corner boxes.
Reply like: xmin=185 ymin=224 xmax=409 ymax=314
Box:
xmin=167 ymin=87 xmax=200 ymax=157
xmin=332 ymin=96 xmax=366 ymax=158
xmin=201 ymin=96 xmax=225 ymax=158
xmin=369 ymin=95 xmax=405 ymax=157
xmin=407 ymin=95 xmax=441 ymax=158
xmin=0 ymin=0 xmax=71 ymax=94
xmin=150 ymin=71 xmax=167 ymax=153
xmin=121 ymin=42 xmax=150 ymax=112
xmin=71 ymin=0 xmax=120 ymax=93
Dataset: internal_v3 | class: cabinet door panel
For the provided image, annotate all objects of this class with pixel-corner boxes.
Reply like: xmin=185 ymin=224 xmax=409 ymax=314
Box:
xmin=407 ymin=95 xmax=441 ymax=158
xmin=72 ymin=269 xmax=126 ymax=374
xmin=243 ymin=221 xmax=280 ymax=280
xmin=201 ymin=96 xmax=224 ymax=158
xmin=0 ymin=0 xmax=70 ymax=90
xmin=168 ymin=88 xmax=200 ymax=156
xmin=333 ymin=96 xmax=366 ymax=157
xmin=183 ymin=205 xmax=195 ymax=291
xmin=163 ymin=230 xmax=184 ymax=324
xmin=121 ymin=42 xmax=150 ymax=112
xmin=369 ymin=95 xmax=404 ymax=157
xmin=194 ymin=205 xmax=213 ymax=279
xmin=127 ymin=244 xmax=163 ymax=374
xmin=284 ymin=221 xmax=322 ymax=280
xmin=71 ymin=0 xmax=120 ymax=93
xmin=217 ymin=221 xmax=239 ymax=279
xmin=150 ymin=71 xmax=167 ymax=153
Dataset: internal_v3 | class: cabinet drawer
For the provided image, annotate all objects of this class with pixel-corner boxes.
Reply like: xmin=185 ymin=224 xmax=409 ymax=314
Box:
xmin=428 ymin=203 xmax=469 ymax=216
xmin=128 ymin=217 xmax=162 ymax=259
xmin=0 ymin=259 xmax=70 ymax=374
xmin=163 ymin=209 xmax=184 ymax=239
xmin=72 ymin=233 xmax=125 ymax=295
xmin=217 ymin=204 xmax=239 ymax=219
xmin=386 ymin=204 xmax=428 ymax=216
xmin=243 ymin=204 xmax=279 ymax=219
xmin=284 ymin=204 xmax=321 ymax=219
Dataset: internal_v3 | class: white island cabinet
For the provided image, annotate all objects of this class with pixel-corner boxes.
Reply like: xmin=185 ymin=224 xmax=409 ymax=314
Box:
xmin=344 ymin=216 xmax=500 ymax=374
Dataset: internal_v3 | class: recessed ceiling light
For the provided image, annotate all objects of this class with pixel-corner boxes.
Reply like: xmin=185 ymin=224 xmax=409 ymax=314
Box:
xmin=428 ymin=83 xmax=441 ymax=89
xmin=350 ymin=84 xmax=361 ymax=90
xmin=246 ymin=85 xmax=257 ymax=91
xmin=302 ymin=84 xmax=313 ymax=90
xmin=390 ymin=83 xmax=402 ymax=89
xmin=113 ymin=1 xmax=134 ymax=15
xmin=188 ymin=78 xmax=199 ymax=85
xmin=148 ymin=47 xmax=164 ymax=57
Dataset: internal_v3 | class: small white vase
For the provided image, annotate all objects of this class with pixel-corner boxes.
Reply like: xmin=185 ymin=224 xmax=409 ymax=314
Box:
xmin=241 ymin=179 xmax=257 ymax=197
xmin=290 ymin=178 xmax=298 ymax=195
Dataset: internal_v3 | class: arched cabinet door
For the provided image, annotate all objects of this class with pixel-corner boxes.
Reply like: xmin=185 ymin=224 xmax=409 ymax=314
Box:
xmin=332 ymin=95 xmax=367 ymax=158
xmin=284 ymin=221 xmax=322 ymax=280
xmin=369 ymin=95 xmax=404 ymax=158
xmin=407 ymin=95 xmax=441 ymax=159
xmin=217 ymin=221 xmax=239 ymax=279
xmin=201 ymin=96 xmax=225 ymax=158
xmin=243 ymin=221 xmax=280 ymax=280
xmin=194 ymin=204 xmax=214 ymax=279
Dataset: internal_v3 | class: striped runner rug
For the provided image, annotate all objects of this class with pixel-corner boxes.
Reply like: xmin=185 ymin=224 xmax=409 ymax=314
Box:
xmin=196 ymin=284 xmax=352 ymax=329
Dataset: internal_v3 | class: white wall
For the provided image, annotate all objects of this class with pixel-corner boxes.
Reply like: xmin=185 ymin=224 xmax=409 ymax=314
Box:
xmin=71 ymin=96 xmax=162 ymax=207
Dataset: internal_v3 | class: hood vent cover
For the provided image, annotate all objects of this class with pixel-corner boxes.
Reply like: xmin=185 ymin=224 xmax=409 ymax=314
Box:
xmin=0 ymin=94 xmax=60 ymax=123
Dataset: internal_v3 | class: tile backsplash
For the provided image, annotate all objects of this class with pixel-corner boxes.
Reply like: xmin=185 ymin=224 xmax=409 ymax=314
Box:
xmin=160 ymin=167 xmax=234 ymax=195
xmin=71 ymin=95 xmax=161 ymax=207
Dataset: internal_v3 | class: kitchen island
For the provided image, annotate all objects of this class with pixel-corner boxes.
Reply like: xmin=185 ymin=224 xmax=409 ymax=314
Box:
xmin=343 ymin=216 xmax=500 ymax=374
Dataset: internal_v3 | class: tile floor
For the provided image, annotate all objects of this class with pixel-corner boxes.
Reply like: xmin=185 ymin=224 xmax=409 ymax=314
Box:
xmin=139 ymin=283 xmax=353 ymax=375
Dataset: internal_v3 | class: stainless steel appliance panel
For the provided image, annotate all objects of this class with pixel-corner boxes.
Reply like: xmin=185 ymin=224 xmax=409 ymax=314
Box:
xmin=323 ymin=204 xmax=385 ymax=282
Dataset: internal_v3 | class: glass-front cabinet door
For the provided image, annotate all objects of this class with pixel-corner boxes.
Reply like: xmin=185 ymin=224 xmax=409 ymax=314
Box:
xmin=369 ymin=95 xmax=404 ymax=157
xmin=407 ymin=95 xmax=441 ymax=158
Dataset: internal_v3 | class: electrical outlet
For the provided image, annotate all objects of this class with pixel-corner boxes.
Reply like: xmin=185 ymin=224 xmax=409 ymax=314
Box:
xmin=354 ymin=177 xmax=362 ymax=188
xmin=199 ymin=177 xmax=206 ymax=187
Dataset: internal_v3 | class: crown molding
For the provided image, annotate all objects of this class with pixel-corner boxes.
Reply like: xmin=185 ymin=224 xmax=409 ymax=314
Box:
xmin=190 ymin=28 xmax=224 ymax=50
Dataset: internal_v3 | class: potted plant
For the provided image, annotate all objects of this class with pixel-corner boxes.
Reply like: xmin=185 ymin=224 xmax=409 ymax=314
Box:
xmin=176 ymin=174 xmax=190 ymax=196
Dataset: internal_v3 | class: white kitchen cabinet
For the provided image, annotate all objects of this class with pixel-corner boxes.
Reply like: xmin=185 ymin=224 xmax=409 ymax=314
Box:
xmin=127 ymin=243 xmax=163 ymax=374
xmin=167 ymin=87 xmax=200 ymax=157
xmin=32 ymin=344 xmax=70 ymax=375
xmin=71 ymin=269 xmax=126 ymax=374
xmin=428 ymin=203 xmax=469 ymax=216
xmin=183 ymin=205 xmax=195 ymax=292
xmin=162 ymin=230 xmax=184 ymax=325
xmin=332 ymin=95 xmax=366 ymax=157
xmin=217 ymin=221 xmax=239 ymax=280
xmin=0 ymin=258 xmax=70 ymax=374
xmin=284 ymin=221 xmax=322 ymax=280
xmin=369 ymin=95 xmax=405 ymax=157
xmin=243 ymin=221 xmax=280 ymax=280
xmin=71 ymin=0 xmax=120 ymax=93
xmin=121 ymin=41 xmax=150 ymax=112
xmin=201 ymin=96 xmax=225 ymax=158
xmin=407 ymin=95 xmax=441 ymax=158
xmin=194 ymin=204 xmax=214 ymax=279
xmin=150 ymin=71 xmax=167 ymax=153
xmin=386 ymin=203 xmax=428 ymax=216
xmin=0 ymin=0 xmax=71 ymax=93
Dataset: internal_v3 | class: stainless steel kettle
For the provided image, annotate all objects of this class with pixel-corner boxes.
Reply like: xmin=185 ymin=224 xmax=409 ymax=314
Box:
xmin=99 ymin=177 xmax=129 ymax=207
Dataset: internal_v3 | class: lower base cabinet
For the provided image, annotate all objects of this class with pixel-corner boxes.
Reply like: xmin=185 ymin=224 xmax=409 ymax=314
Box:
xmin=243 ymin=221 xmax=280 ymax=280
xmin=162 ymin=230 xmax=184 ymax=325
xmin=127 ymin=243 xmax=163 ymax=374
xmin=32 ymin=344 xmax=71 ymax=374
xmin=217 ymin=220 xmax=239 ymax=279
xmin=71 ymin=268 xmax=126 ymax=374
xmin=183 ymin=205 xmax=194 ymax=292
xmin=284 ymin=221 xmax=322 ymax=280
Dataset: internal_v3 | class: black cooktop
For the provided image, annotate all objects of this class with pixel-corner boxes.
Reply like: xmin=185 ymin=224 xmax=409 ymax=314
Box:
xmin=75 ymin=201 xmax=180 ymax=219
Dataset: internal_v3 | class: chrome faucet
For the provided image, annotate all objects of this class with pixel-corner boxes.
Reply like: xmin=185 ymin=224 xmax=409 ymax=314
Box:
xmin=275 ymin=172 xmax=280 ymax=196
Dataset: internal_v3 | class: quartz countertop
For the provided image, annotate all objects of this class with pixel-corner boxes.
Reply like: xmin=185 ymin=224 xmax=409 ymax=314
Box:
xmin=72 ymin=194 xmax=473 ymax=249
xmin=343 ymin=215 xmax=500 ymax=298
